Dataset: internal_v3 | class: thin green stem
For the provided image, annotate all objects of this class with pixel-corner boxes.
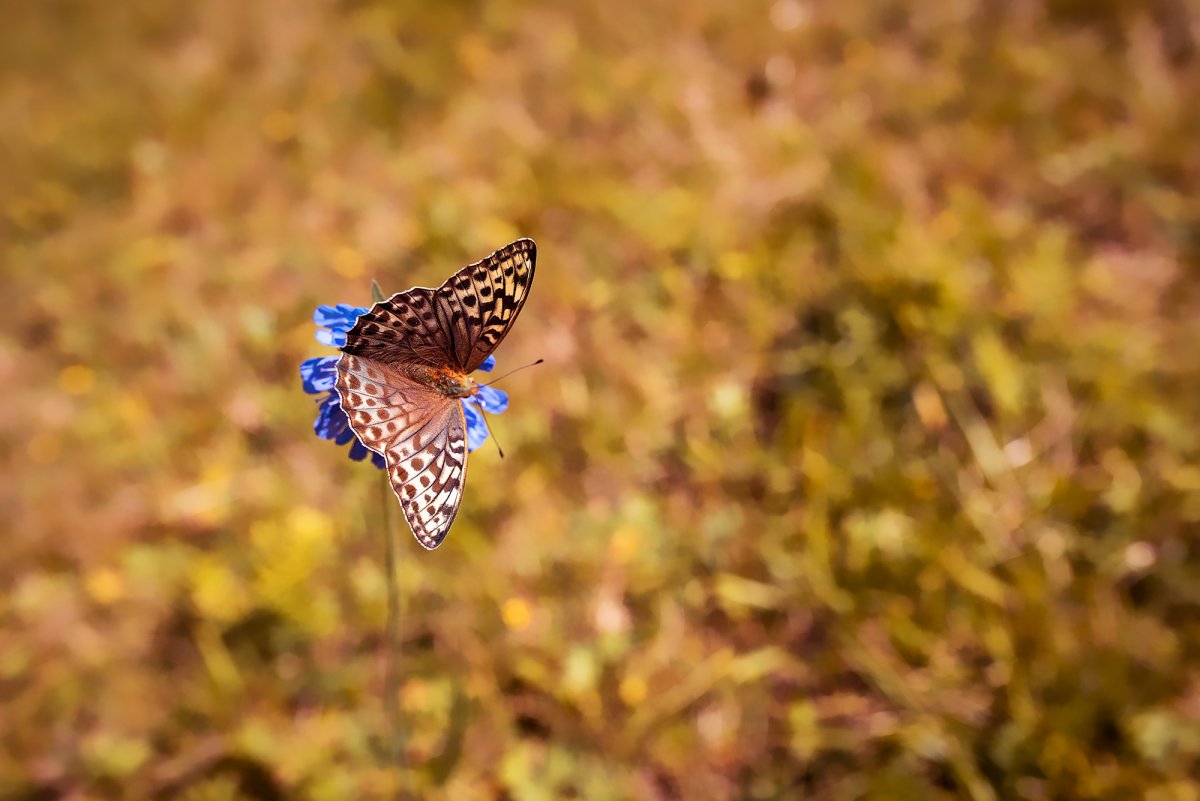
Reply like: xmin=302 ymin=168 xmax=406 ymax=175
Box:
xmin=380 ymin=476 xmax=409 ymax=791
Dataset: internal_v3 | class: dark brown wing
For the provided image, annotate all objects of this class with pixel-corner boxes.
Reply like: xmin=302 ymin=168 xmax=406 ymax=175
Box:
xmin=340 ymin=239 xmax=536 ymax=373
xmin=336 ymin=353 xmax=468 ymax=549
xmin=340 ymin=284 xmax=459 ymax=370
xmin=435 ymin=238 xmax=536 ymax=372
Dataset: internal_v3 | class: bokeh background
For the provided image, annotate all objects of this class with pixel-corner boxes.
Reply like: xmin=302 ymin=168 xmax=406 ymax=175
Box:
xmin=3 ymin=1 xmax=1200 ymax=799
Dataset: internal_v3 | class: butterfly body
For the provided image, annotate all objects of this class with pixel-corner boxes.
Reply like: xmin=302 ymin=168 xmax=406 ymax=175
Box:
xmin=334 ymin=238 xmax=536 ymax=549
xmin=403 ymin=363 xmax=479 ymax=399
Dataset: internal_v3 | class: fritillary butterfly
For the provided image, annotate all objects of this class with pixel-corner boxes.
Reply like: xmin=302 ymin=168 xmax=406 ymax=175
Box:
xmin=335 ymin=239 xmax=536 ymax=549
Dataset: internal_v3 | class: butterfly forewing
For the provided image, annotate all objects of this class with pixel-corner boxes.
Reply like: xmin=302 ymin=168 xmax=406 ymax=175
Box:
xmin=437 ymin=238 xmax=536 ymax=372
xmin=336 ymin=354 xmax=468 ymax=549
xmin=341 ymin=286 xmax=455 ymax=369
xmin=342 ymin=239 xmax=536 ymax=373
xmin=335 ymin=238 xmax=536 ymax=548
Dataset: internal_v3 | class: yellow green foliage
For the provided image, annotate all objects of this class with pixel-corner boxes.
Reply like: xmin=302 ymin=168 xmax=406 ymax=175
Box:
xmin=2 ymin=1 xmax=1199 ymax=799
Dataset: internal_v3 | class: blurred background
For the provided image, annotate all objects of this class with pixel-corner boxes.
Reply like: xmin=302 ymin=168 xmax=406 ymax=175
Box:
xmin=2 ymin=1 xmax=1199 ymax=799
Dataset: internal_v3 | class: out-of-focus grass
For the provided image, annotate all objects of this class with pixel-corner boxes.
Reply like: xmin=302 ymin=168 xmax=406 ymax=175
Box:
xmin=2 ymin=1 xmax=1199 ymax=799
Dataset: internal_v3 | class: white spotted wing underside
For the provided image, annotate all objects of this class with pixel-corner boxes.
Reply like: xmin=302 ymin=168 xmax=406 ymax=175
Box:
xmin=334 ymin=239 xmax=536 ymax=549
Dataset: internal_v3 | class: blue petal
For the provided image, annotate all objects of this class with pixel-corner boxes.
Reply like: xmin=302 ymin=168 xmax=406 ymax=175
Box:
xmin=334 ymin=421 xmax=356 ymax=446
xmin=300 ymin=356 xmax=338 ymax=394
xmin=347 ymin=438 xmax=370 ymax=461
xmin=316 ymin=329 xmax=347 ymax=348
xmin=314 ymin=304 xmax=369 ymax=346
xmin=313 ymin=393 xmax=387 ymax=468
xmin=308 ymin=302 xmax=389 ymax=471
xmin=478 ymin=355 xmax=496 ymax=373
xmin=314 ymin=394 xmax=349 ymax=440
xmin=314 ymin=304 xmax=369 ymax=331
xmin=474 ymin=385 xmax=509 ymax=414
xmin=462 ymin=400 xmax=489 ymax=452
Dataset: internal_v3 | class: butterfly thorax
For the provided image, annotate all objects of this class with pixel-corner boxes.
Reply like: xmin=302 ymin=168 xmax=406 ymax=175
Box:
xmin=404 ymin=363 xmax=478 ymax=399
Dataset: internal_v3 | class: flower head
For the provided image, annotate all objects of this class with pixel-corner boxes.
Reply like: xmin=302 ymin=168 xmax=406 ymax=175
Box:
xmin=301 ymin=303 xmax=506 ymax=466
xmin=462 ymin=355 xmax=507 ymax=451
xmin=301 ymin=353 xmax=385 ymax=467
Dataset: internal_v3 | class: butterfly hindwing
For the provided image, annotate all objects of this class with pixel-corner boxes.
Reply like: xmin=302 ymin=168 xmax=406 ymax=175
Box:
xmin=394 ymin=400 xmax=467 ymax=549
xmin=336 ymin=354 xmax=468 ymax=549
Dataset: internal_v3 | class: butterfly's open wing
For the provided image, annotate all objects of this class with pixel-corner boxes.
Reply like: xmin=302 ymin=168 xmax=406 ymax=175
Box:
xmin=340 ymin=286 xmax=461 ymax=370
xmin=340 ymin=239 xmax=536 ymax=373
xmin=336 ymin=353 xmax=468 ymax=549
xmin=436 ymin=238 xmax=536 ymax=372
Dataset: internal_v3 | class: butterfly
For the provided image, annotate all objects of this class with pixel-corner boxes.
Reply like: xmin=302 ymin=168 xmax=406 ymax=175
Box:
xmin=334 ymin=239 xmax=536 ymax=549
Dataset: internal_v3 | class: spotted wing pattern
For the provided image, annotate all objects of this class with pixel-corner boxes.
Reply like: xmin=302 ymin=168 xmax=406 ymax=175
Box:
xmin=437 ymin=238 xmax=536 ymax=372
xmin=335 ymin=354 xmax=468 ymax=549
xmin=341 ymin=238 xmax=536 ymax=373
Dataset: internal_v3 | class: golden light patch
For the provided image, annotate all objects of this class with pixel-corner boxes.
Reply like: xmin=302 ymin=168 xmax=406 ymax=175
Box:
xmin=609 ymin=526 xmax=641 ymax=563
xmin=332 ymin=246 xmax=365 ymax=278
xmin=260 ymin=110 xmax=296 ymax=143
xmin=717 ymin=251 xmax=752 ymax=281
xmin=913 ymin=382 xmax=948 ymax=431
xmin=618 ymin=675 xmax=648 ymax=707
xmin=85 ymin=568 xmax=126 ymax=605
xmin=501 ymin=597 xmax=532 ymax=631
xmin=59 ymin=364 xmax=95 ymax=395
xmin=933 ymin=210 xmax=961 ymax=239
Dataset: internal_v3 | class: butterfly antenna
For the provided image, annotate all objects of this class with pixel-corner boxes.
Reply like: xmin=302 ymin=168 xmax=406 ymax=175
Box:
xmin=478 ymin=410 xmax=505 ymax=459
xmin=480 ymin=358 xmax=544 ymax=387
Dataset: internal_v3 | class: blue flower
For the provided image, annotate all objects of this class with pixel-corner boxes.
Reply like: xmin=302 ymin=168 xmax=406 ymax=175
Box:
xmin=461 ymin=355 xmax=507 ymax=451
xmin=302 ymin=304 xmax=506 ymax=467
xmin=301 ymin=354 xmax=385 ymax=468
xmin=313 ymin=304 xmax=368 ymax=348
